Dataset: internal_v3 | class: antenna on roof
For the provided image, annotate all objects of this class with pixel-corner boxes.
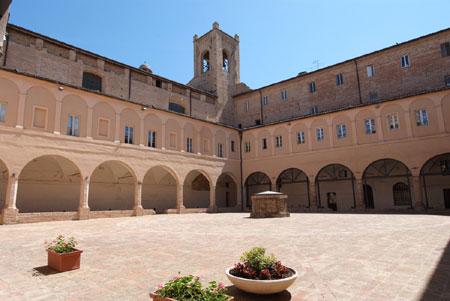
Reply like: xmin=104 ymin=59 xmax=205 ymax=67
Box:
xmin=312 ymin=60 xmax=320 ymax=70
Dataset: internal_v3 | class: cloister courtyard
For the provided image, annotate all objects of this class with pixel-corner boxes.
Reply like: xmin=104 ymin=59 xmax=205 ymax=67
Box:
xmin=0 ymin=213 xmax=449 ymax=301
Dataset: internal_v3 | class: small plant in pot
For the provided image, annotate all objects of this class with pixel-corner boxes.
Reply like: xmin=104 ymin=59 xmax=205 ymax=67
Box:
xmin=150 ymin=274 xmax=233 ymax=301
xmin=225 ymin=247 xmax=297 ymax=295
xmin=45 ymin=235 xmax=82 ymax=272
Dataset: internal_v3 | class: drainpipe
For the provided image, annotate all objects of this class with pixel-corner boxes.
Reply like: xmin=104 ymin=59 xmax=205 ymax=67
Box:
xmin=239 ymin=130 xmax=244 ymax=212
xmin=2 ymin=32 xmax=9 ymax=67
xmin=354 ymin=59 xmax=363 ymax=104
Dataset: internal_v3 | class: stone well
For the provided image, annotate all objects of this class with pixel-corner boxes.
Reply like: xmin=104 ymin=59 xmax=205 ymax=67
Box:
xmin=250 ymin=191 xmax=290 ymax=218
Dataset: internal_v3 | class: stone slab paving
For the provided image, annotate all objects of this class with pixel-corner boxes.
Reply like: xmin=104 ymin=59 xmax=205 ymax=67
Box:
xmin=0 ymin=213 xmax=449 ymax=301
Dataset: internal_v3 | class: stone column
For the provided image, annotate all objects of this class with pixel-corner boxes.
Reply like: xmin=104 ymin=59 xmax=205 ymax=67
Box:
xmin=236 ymin=183 xmax=243 ymax=210
xmin=411 ymin=175 xmax=424 ymax=210
xmin=15 ymin=93 xmax=26 ymax=129
xmin=1 ymin=174 xmax=19 ymax=224
xmin=208 ymin=185 xmax=217 ymax=213
xmin=354 ymin=178 xmax=365 ymax=209
xmin=134 ymin=181 xmax=143 ymax=216
xmin=114 ymin=113 xmax=121 ymax=143
xmin=86 ymin=107 xmax=93 ymax=139
xmin=308 ymin=177 xmax=317 ymax=209
xmin=78 ymin=177 xmax=90 ymax=220
xmin=176 ymin=182 xmax=185 ymax=213
xmin=53 ymin=100 xmax=62 ymax=135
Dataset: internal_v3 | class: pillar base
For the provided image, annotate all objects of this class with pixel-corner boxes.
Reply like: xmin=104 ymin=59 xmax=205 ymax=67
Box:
xmin=207 ymin=205 xmax=218 ymax=213
xmin=78 ymin=207 xmax=90 ymax=220
xmin=1 ymin=208 xmax=19 ymax=224
xmin=134 ymin=206 xmax=144 ymax=216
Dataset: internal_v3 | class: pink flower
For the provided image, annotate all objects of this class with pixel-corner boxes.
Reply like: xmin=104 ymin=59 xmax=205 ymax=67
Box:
xmin=157 ymin=283 xmax=164 ymax=289
xmin=218 ymin=282 xmax=225 ymax=289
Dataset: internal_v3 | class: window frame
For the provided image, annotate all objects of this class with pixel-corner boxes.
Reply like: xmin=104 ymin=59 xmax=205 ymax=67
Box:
xmin=336 ymin=124 xmax=347 ymax=139
xmin=415 ymin=109 xmax=429 ymax=126
xmin=366 ymin=65 xmax=375 ymax=78
xmin=309 ymin=81 xmax=316 ymax=93
xmin=336 ymin=73 xmax=344 ymax=86
xmin=32 ymin=105 xmax=49 ymax=130
xmin=262 ymin=95 xmax=269 ymax=106
xmin=230 ymin=140 xmax=235 ymax=152
xmin=297 ymin=131 xmax=305 ymax=144
xmin=364 ymin=118 xmax=376 ymax=135
xmin=262 ymin=138 xmax=267 ymax=150
xmin=67 ymin=114 xmax=80 ymax=137
xmin=244 ymin=142 xmax=251 ymax=153
xmin=275 ymin=135 xmax=283 ymax=148
xmin=124 ymin=125 xmax=134 ymax=144
xmin=316 ymin=127 xmax=324 ymax=141
xmin=0 ymin=102 xmax=6 ymax=123
xmin=401 ymin=54 xmax=410 ymax=68
xmin=82 ymin=72 xmax=102 ymax=92
xmin=186 ymin=137 xmax=193 ymax=153
xmin=148 ymin=130 xmax=157 ymax=148
xmin=387 ymin=113 xmax=400 ymax=130
xmin=97 ymin=117 xmax=110 ymax=138
xmin=217 ymin=143 xmax=223 ymax=157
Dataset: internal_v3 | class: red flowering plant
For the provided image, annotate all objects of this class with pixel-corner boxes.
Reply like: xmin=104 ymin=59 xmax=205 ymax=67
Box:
xmin=230 ymin=247 xmax=293 ymax=280
xmin=45 ymin=235 xmax=78 ymax=253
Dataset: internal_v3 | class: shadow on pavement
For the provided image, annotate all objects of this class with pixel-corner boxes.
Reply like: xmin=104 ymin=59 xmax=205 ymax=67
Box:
xmin=420 ymin=240 xmax=450 ymax=300
xmin=31 ymin=265 xmax=61 ymax=276
xmin=226 ymin=286 xmax=292 ymax=301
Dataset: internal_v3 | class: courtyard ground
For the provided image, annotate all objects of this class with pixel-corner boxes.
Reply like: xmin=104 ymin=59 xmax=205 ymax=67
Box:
xmin=0 ymin=213 xmax=449 ymax=301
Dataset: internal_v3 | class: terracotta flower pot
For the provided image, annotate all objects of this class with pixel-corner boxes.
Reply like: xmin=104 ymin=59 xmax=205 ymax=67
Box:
xmin=225 ymin=267 xmax=297 ymax=295
xmin=149 ymin=292 xmax=234 ymax=301
xmin=47 ymin=249 xmax=83 ymax=272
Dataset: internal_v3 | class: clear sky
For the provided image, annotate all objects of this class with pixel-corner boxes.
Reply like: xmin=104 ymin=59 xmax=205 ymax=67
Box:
xmin=8 ymin=0 xmax=450 ymax=89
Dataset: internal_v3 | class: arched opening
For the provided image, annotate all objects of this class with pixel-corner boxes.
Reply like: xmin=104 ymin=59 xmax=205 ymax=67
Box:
xmin=421 ymin=153 xmax=450 ymax=209
xmin=216 ymin=173 xmax=237 ymax=208
xmin=276 ymin=168 xmax=310 ymax=211
xmin=202 ymin=51 xmax=210 ymax=73
xmin=222 ymin=50 xmax=229 ymax=72
xmin=183 ymin=170 xmax=210 ymax=208
xmin=142 ymin=166 xmax=178 ymax=213
xmin=245 ymin=172 xmax=271 ymax=208
xmin=89 ymin=161 xmax=136 ymax=211
xmin=0 ymin=159 xmax=9 ymax=210
xmin=363 ymin=159 xmax=412 ymax=209
xmin=17 ymin=155 xmax=81 ymax=212
xmin=316 ymin=164 xmax=355 ymax=211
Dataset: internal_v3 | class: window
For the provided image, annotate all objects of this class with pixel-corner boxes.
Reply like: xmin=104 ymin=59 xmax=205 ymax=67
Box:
xmin=168 ymin=102 xmax=185 ymax=114
xmin=255 ymin=119 xmax=261 ymax=126
xmin=369 ymin=91 xmax=378 ymax=102
xmin=155 ymin=79 xmax=162 ymax=88
xmin=124 ymin=126 xmax=134 ymax=144
xmin=262 ymin=138 xmax=267 ymax=150
xmin=297 ymin=131 xmax=305 ymax=144
xmin=202 ymin=51 xmax=210 ymax=73
xmin=67 ymin=114 xmax=79 ymax=136
xmin=393 ymin=182 xmax=411 ymax=206
xmin=186 ymin=137 xmax=193 ymax=153
xmin=275 ymin=135 xmax=283 ymax=148
xmin=441 ymin=42 xmax=450 ymax=57
xmin=364 ymin=118 xmax=376 ymax=134
xmin=445 ymin=75 xmax=450 ymax=87
xmin=244 ymin=142 xmax=251 ymax=153
xmin=82 ymin=72 xmax=102 ymax=92
xmin=169 ymin=132 xmax=177 ymax=148
xmin=310 ymin=106 xmax=319 ymax=115
xmin=366 ymin=65 xmax=375 ymax=77
xmin=262 ymin=95 xmax=269 ymax=105
xmin=316 ymin=127 xmax=324 ymax=141
xmin=230 ymin=140 xmax=235 ymax=152
xmin=217 ymin=143 xmax=223 ymax=157
xmin=148 ymin=131 xmax=156 ymax=148
xmin=415 ymin=109 xmax=429 ymax=126
xmin=98 ymin=118 xmax=109 ymax=137
xmin=281 ymin=89 xmax=288 ymax=100
xmin=336 ymin=73 xmax=344 ymax=86
xmin=401 ymin=54 xmax=410 ymax=68
xmin=309 ymin=81 xmax=316 ymax=93
xmin=222 ymin=50 xmax=229 ymax=72
xmin=245 ymin=101 xmax=249 ymax=112
xmin=387 ymin=113 xmax=400 ymax=130
xmin=32 ymin=106 xmax=47 ymax=129
xmin=336 ymin=124 xmax=347 ymax=139
xmin=0 ymin=103 xmax=6 ymax=122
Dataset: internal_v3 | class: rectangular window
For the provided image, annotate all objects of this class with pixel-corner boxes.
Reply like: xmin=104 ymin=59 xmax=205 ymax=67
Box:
xmin=82 ymin=72 xmax=102 ymax=92
xmin=336 ymin=73 xmax=344 ymax=86
xmin=281 ymin=89 xmax=288 ymax=100
xmin=169 ymin=132 xmax=177 ymax=148
xmin=309 ymin=81 xmax=316 ymax=93
xmin=336 ymin=124 xmax=347 ymax=139
xmin=262 ymin=95 xmax=269 ymax=105
xmin=297 ymin=131 xmax=305 ymax=144
xmin=316 ymin=128 xmax=324 ymax=141
xmin=262 ymin=138 xmax=267 ymax=150
xmin=231 ymin=140 xmax=235 ymax=152
xmin=124 ymin=126 xmax=134 ymax=144
xmin=32 ymin=106 xmax=48 ymax=129
xmin=98 ymin=118 xmax=109 ymax=137
xmin=388 ymin=113 xmax=400 ymax=130
xmin=186 ymin=137 xmax=193 ymax=153
xmin=401 ymin=54 xmax=410 ymax=68
xmin=366 ymin=65 xmax=375 ymax=77
xmin=255 ymin=119 xmax=261 ymax=126
xmin=275 ymin=135 xmax=283 ymax=148
xmin=217 ymin=143 xmax=223 ymax=157
xmin=155 ymin=79 xmax=162 ymax=88
xmin=415 ymin=109 xmax=429 ymax=126
xmin=244 ymin=142 xmax=251 ymax=153
xmin=148 ymin=131 xmax=156 ymax=148
xmin=67 ymin=114 xmax=80 ymax=136
xmin=245 ymin=101 xmax=249 ymax=112
xmin=365 ymin=118 xmax=376 ymax=134
xmin=441 ymin=42 xmax=450 ymax=57
xmin=0 ymin=103 xmax=6 ymax=123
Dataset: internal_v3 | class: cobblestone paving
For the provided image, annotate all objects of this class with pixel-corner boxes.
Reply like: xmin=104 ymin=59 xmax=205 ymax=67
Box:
xmin=0 ymin=213 xmax=449 ymax=301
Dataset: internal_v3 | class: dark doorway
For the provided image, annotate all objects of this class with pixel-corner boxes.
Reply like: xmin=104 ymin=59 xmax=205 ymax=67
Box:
xmin=444 ymin=189 xmax=450 ymax=209
xmin=363 ymin=184 xmax=374 ymax=209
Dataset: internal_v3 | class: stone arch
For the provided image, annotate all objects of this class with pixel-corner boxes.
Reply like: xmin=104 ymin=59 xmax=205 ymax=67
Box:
xmin=120 ymin=108 xmax=141 ymax=145
xmin=316 ymin=164 xmax=355 ymax=211
xmin=183 ymin=169 xmax=211 ymax=208
xmin=142 ymin=165 xmax=179 ymax=213
xmin=60 ymin=94 xmax=88 ymax=137
xmin=17 ymin=155 xmax=82 ymax=212
xmin=0 ymin=158 xmax=9 ymax=210
xmin=92 ymin=101 xmax=116 ymax=141
xmin=245 ymin=172 xmax=272 ymax=208
xmin=276 ymin=168 xmax=309 ymax=211
xmin=420 ymin=153 xmax=450 ymax=209
xmin=216 ymin=172 xmax=237 ymax=208
xmin=362 ymin=159 xmax=412 ymax=209
xmin=24 ymin=86 xmax=56 ymax=132
xmin=89 ymin=160 xmax=137 ymax=210
xmin=0 ymin=77 xmax=19 ymax=127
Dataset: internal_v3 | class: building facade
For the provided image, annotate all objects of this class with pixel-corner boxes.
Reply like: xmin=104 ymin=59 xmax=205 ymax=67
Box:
xmin=0 ymin=4 xmax=449 ymax=224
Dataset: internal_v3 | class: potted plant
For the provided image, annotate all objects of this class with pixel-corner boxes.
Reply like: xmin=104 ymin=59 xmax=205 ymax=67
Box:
xmin=225 ymin=247 xmax=297 ymax=295
xmin=45 ymin=235 xmax=82 ymax=272
xmin=150 ymin=274 xmax=233 ymax=301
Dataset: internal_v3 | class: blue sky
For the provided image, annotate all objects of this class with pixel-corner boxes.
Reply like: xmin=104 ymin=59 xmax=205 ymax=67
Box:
xmin=9 ymin=0 xmax=450 ymax=88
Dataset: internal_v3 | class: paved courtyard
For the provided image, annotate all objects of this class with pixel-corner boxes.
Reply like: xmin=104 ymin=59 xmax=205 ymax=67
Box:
xmin=0 ymin=213 xmax=449 ymax=301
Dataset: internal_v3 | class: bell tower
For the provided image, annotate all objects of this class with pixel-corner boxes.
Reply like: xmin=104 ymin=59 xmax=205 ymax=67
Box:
xmin=0 ymin=0 xmax=12 ymax=56
xmin=188 ymin=22 xmax=240 ymax=124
